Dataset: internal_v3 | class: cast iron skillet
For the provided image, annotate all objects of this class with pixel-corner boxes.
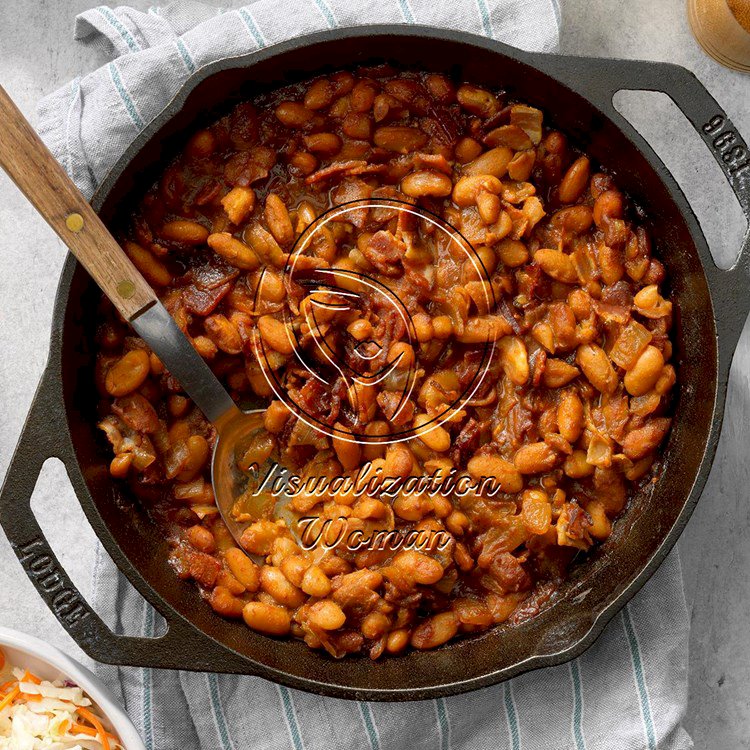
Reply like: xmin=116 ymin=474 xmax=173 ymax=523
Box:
xmin=1 ymin=26 xmax=749 ymax=701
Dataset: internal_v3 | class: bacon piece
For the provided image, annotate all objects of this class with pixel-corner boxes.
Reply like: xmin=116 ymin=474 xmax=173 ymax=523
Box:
xmin=183 ymin=281 xmax=232 ymax=316
xmin=305 ymin=160 xmax=386 ymax=185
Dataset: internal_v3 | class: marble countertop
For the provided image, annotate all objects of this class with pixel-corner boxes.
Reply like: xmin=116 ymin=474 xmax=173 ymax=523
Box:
xmin=0 ymin=1 xmax=748 ymax=747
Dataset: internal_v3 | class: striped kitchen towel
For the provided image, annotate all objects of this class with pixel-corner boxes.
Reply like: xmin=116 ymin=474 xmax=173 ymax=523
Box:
xmin=36 ymin=2 xmax=692 ymax=748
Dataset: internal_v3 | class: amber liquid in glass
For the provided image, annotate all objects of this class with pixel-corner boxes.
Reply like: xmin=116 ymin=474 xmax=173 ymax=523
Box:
xmin=688 ymin=0 xmax=750 ymax=72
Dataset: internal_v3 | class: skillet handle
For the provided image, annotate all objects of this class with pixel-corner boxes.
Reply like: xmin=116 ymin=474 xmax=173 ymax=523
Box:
xmin=549 ymin=57 xmax=750 ymax=344
xmin=0 ymin=370 xmax=242 ymax=672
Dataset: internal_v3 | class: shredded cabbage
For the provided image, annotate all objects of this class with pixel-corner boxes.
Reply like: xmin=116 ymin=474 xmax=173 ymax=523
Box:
xmin=0 ymin=660 xmax=121 ymax=750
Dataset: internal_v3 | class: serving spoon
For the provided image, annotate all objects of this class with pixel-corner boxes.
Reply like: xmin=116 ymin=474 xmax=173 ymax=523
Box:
xmin=0 ymin=84 xmax=266 ymax=545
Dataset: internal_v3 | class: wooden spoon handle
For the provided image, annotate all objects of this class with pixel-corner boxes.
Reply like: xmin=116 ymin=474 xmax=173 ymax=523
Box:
xmin=0 ymin=84 xmax=156 ymax=320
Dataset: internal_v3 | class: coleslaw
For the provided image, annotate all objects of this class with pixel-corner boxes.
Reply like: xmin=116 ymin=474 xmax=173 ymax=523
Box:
xmin=0 ymin=648 xmax=121 ymax=749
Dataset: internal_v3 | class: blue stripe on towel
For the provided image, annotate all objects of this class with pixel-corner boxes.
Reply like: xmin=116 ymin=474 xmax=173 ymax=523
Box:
xmin=570 ymin=660 xmax=586 ymax=750
xmin=503 ymin=682 xmax=521 ymax=750
xmin=476 ymin=0 xmax=495 ymax=38
xmin=96 ymin=6 xmax=141 ymax=52
xmin=397 ymin=0 xmax=416 ymax=23
xmin=141 ymin=606 xmax=155 ymax=750
xmin=207 ymin=673 xmax=234 ymax=750
xmin=278 ymin=686 xmax=304 ymax=750
xmin=622 ymin=607 xmax=657 ymax=750
xmin=435 ymin=697 xmax=450 ymax=750
xmin=311 ymin=0 xmax=338 ymax=28
xmin=108 ymin=62 xmax=145 ymax=130
xmin=238 ymin=7 xmax=267 ymax=48
xmin=358 ymin=703 xmax=381 ymax=750
xmin=176 ymin=38 xmax=196 ymax=73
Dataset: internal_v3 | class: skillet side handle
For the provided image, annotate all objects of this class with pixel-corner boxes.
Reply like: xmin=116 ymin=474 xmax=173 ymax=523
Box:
xmin=548 ymin=57 xmax=750 ymax=346
xmin=0 ymin=372 xmax=239 ymax=672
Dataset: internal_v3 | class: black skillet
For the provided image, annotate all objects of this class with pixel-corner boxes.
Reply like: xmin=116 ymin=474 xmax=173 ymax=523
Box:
xmin=1 ymin=26 xmax=748 ymax=701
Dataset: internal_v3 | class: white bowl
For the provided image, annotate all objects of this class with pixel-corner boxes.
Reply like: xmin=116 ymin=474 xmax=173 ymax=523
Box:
xmin=0 ymin=626 xmax=145 ymax=749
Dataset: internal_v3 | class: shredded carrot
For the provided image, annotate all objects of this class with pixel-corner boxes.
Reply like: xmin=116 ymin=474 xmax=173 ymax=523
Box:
xmin=0 ymin=686 xmax=19 ymax=712
xmin=0 ymin=681 xmax=14 ymax=693
xmin=78 ymin=706 xmax=111 ymax=750
xmin=71 ymin=721 xmax=118 ymax=742
xmin=0 ymin=647 xmax=5 ymax=671
xmin=20 ymin=670 xmax=41 ymax=685
xmin=19 ymin=692 xmax=42 ymax=702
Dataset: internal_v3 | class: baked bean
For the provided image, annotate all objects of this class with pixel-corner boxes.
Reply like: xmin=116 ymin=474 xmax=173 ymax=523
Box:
xmin=413 ymin=413 xmax=450 ymax=453
xmin=160 ymin=220 xmax=209 ymax=245
xmin=264 ymin=194 xmax=294 ymax=246
xmin=576 ymin=344 xmax=617 ymax=393
xmin=280 ymin=555 xmax=308 ymax=588
xmin=558 ymin=156 xmax=590 ymax=203
xmin=464 ymin=147 xmax=514 ymax=178
xmin=535 ymin=248 xmax=578 ymax=283
xmin=454 ymin=137 xmax=483 ymax=163
xmin=209 ymin=586 xmax=245 ymax=618
xmin=386 ymin=628 xmax=410 ymax=654
xmin=300 ymin=565 xmax=332 ymax=597
xmin=429 ymin=315 xmax=452 ymax=339
xmin=550 ymin=205 xmax=594 ymax=234
xmin=304 ymin=78 xmax=334 ymax=110
xmin=498 ymin=336 xmax=529 ymax=385
xmin=275 ymin=101 xmax=314 ymax=127
xmin=565 ymin=449 xmax=595 ymax=478
xmin=624 ymin=345 xmax=664 ymax=396
xmin=514 ymin=442 xmax=559 ymax=474
xmin=289 ymin=151 xmax=317 ymax=175
xmin=186 ymin=129 xmax=216 ymax=159
xmin=387 ymin=341 xmax=415 ymax=370
xmin=303 ymin=132 xmax=342 ymax=156
xmin=105 ymin=349 xmax=150 ymax=397
xmin=593 ymin=190 xmax=624 ymax=228
xmin=188 ymin=525 xmax=216 ymax=553
xmin=543 ymin=359 xmax=580 ymax=388
xmin=558 ymin=389 xmax=584 ymax=442
xmin=207 ymin=232 xmax=259 ymax=270
xmin=401 ymin=170 xmax=453 ymax=198
xmin=621 ymin=418 xmax=671 ymax=460
xmin=452 ymin=174 xmax=502 ymax=207
xmin=260 ymin=567 xmax=306 ymax=608
xmin=123 ymin=241 xmax=172 ymax=287
xmin=383 ymin=444 xmax=413 ymax=478
xmin=476 ymin=190 xmax=502 ymax=224
xmin=467 ymin=453 xmax=523 ymax=493
xmin=178 ymin=436 xmax=210 ymax=482
xmin=456 ymin=84 xmax=498 ymax=117
xmin=225 ymin=548 xmax=260 ymax=591
xmin=205 ymin=314 xmax=242 ymax=354
xmin=332 ymin=422 xmax=362 ymax=470
xmin=308 ymin=600 xmax=346 ymax=630
xmin=586 ymin=500 xmax=612 ymax=540
xmin=394 ymin=550 xmax=444 ymax=585
xmin=342 ymin=112 xmax=373 ymax=140
xmin=243 ymin=601 xmax=291 ymax=636
xmin=240 ymin=520 xmax=285 ymax=556
xmin=655 ymin=364 xmax=676 ymax=395
xmin=258 ymin=315 xmax=295 ymax=355
xmin=411 ymin=612 xmax=459 ymax=650
xmin=455 ymin=316 xmax=512 ymax=344
xmin=497 ymin=238 xmax=529 ymax=267
xmin=373 ymin=126 xmax=427 ymax=153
